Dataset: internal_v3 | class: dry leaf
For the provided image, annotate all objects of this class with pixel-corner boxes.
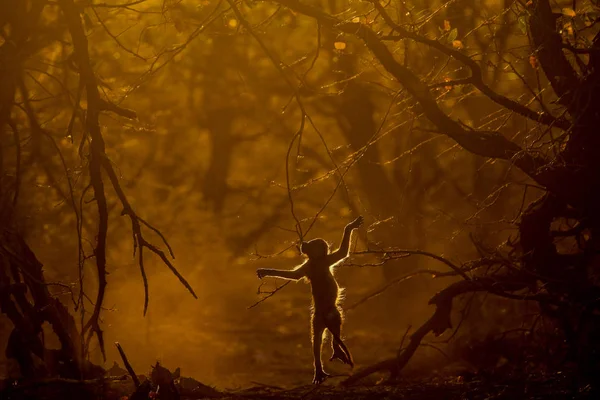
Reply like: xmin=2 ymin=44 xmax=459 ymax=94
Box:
xmin=443 ymin=19 xmax=451 ymax=31
xmin=585 ymin=16 xmax=594 ymax=27
xmin=452 ymin=40 xmax=464 ymax=49
xmin=562 ymin=8 xmax=576 ymax=17
xmin=352 ymin=17 xmax=360 ymax=23
xmin=529 ymin=55 xmax=538 ymax=69
xmin=444 ymin=77 xmax=452 ymax=90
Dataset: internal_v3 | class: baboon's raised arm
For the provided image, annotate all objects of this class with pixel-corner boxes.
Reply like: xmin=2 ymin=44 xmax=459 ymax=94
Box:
xmin=329 ymin=216 xmax=363 ymax=265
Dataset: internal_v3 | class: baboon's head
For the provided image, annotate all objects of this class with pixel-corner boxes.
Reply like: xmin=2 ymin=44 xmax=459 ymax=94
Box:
xmin=300 ymin=238 xmax=329 ymax=259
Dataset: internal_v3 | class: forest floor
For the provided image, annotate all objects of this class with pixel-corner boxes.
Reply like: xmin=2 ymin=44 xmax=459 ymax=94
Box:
xmin=1 ymin=291 xmax=595 ymax=399
xmin=1 ymin=370 xmax=594 ymax=400
xmin=226 ymin=376 xmax=592 ymax=400
xmin=223 ymin=373 xmax=594 ymax=400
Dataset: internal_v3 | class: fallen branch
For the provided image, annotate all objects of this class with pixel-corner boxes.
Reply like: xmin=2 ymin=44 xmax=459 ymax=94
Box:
xmin=116 ymin=342 xmax=140 ymax=387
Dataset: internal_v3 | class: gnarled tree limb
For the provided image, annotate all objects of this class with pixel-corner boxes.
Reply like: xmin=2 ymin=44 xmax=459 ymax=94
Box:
xmin=369 ymin=0 xmax=570 ymax=130
xmin=58 ymin=0 xmax=197 ymax=358
xmin=342 ymin=276 xmax=543 ymax=385
xmin=268 ymin=0 xmax=556 ymax=194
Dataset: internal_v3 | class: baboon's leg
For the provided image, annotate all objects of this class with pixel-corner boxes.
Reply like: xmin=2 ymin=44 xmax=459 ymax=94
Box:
xmin=311 ymin=314 xmax=328 ymax=384
xmin=325 ymin=309 xmax=354 ymax=367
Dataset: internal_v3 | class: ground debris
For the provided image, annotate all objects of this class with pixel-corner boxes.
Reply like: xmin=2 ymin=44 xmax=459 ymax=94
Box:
xmin=0 ymin=370 xmax=594 ymax=399
xmin=221 ymin=371 xmax=593 ymax=400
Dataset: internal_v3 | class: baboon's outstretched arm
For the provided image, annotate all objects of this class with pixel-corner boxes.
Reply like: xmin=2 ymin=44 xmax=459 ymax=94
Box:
xmin=257 ymin=267 xmax=306 ymax=281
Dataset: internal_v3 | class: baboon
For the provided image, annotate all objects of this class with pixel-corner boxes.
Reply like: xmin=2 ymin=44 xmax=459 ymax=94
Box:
xmin=257 ymin=216 xmax=363 ymax=384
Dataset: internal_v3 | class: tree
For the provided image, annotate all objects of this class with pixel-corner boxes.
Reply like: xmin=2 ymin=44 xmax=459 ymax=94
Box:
xmin=0 ymin=0 xmax=197 ymax=378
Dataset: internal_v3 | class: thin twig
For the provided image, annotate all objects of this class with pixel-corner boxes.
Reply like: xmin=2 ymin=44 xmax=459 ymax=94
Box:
xmin=248 ymin=281 xmax=292 ymax=309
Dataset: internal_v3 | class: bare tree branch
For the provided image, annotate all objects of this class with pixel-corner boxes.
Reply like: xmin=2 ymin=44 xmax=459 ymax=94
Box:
xmin=58 ymin=0 xmax=197 ymax=359
xmin=268 ymin=0 xmax=554 ymax=193
xmin=369 ymin=0 xmax=570 ymax=130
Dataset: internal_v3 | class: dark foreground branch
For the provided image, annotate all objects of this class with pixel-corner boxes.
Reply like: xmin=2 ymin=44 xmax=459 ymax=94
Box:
xmin=342 ymin=276 xmax=534 ymax=385
xmin=115 ymin=342 xmax=139 ymax=387
xmin=58 ymin=0 xmax=110 ymax=359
